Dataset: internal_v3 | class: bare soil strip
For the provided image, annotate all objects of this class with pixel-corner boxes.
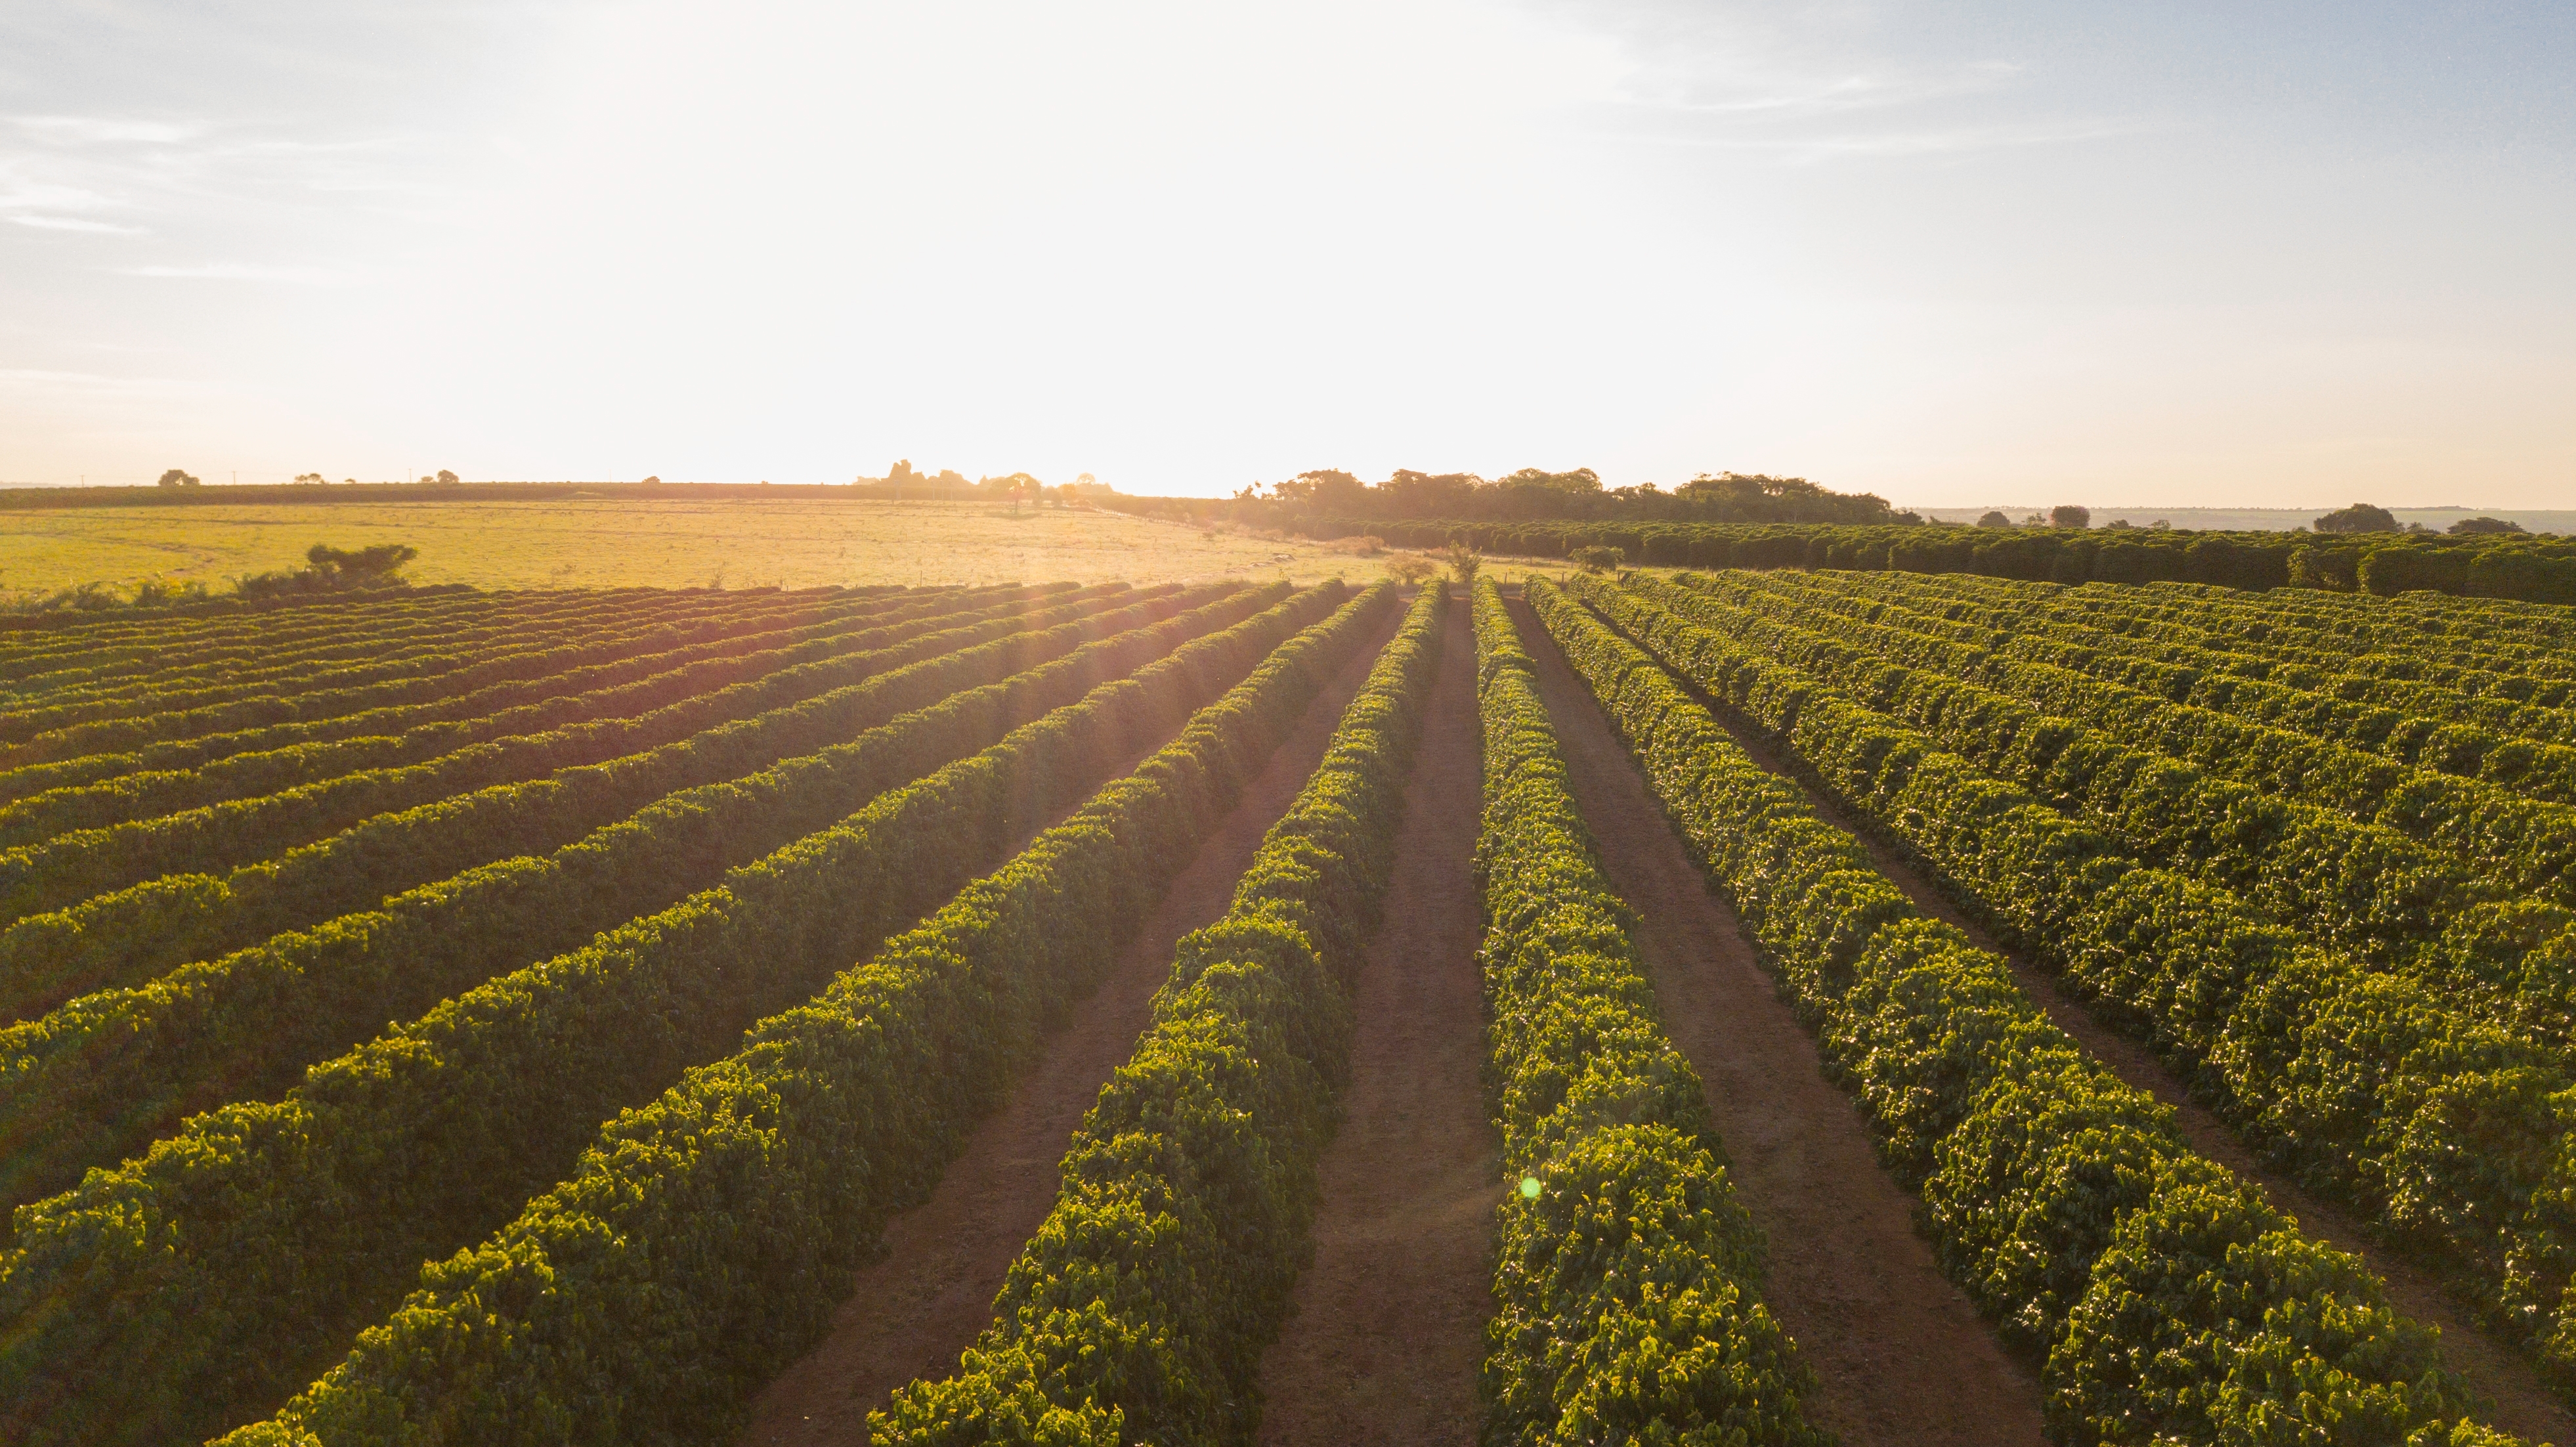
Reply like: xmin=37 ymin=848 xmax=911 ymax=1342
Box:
xmin=1505 ymin=596 xmax=2051 ymax=1446
xmin=733 ymin=602 xmax=1405 ymax=1447
xmin=1253 ymin=599 xmax=1497 ymax=1447
xmin=1674 ymin=670 xmax=2576 ymax=1444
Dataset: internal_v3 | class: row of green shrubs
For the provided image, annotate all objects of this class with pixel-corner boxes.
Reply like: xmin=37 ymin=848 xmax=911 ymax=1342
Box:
xmin=0 ymin=585 xmax=1174 ymax=990
xmin=0 ymin=582 xmax=999 ymax=844
xmin=1784 ymin=569 xmax=2576 ymax=806
xmin=219 ymin=583 xmax=1418 ymax=1447
xmin=0 ymin=586 xmax=1037 ymax=848
xmin=870 ymin=583 xmax=1444 ymax=1446
xmin=0 ymin=579 xmax=525 ymax=685
xmin=1916 ymin=569 xmax=2576 ymax=716
xmin=1288 ymin=515 xmax=2576 ymax=605
xmin=1468 ymin=578 xmax=1825 ymax=1444
xmin=1690 ymin=569 xmax=2576 ymax=912
xmin=0 ymin=580 xmax=794 ymax=718
xmin=0 ymin=586 xmax=1008 ymax=806
xmin=6 ymin=584 xmax=593 ymax=707
xmin=1639 ymin=572 xmax=2560 ymax=1008
xmin=0 ymin=589 xmax=1119 ymax=918
xmin=0 ymin=578 xmax=484 ymax=634
xmin=0 ymin=582 xmax=1360 ymax=1447
xmin=1943 ymin=575 xmax=2576 ymax=777
xmin=0 ymin=585 xmax=1286 ymax=1216
xmin=1589 ymin=572 xmax=2576 ymax=1395
xmin=1528 ymin=578 xmax=2525 ymax=1446
xmin=0 ymin=585 xmax=802 ymax=753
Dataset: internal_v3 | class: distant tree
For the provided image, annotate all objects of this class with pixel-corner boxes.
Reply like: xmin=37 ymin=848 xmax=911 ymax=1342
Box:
xmin=2314 ymin=502 xmax=2399 ymax=534
xmin=309 ymin=542 xmax=418 ymax=578
xmin=2449 ymin=515 xmax=2525 ymax=536
xmin=157 ymin=469 xmax=200 ymax=488
xmin=2104 ymin=517 xmax=2134 ymax=530
xmin=1572 ymin=544 xmax=1625 ymax=572
xmin=1975 ymin=510 xmax=2014 ymax=529
xmin=292 ymin=473 xmax=326 ymax=486
xmin=1444 ymin=539 xmax=1482 ymax=586
xmin=931 ymin=469 xmax=968 ymax=488
xmin=2024 ymin=512 xmax=2049 ymax=527
xmin=235 ymin=542 xmax=418 ymax=599
xmin=640 ymin=475 xmax=662 ymax=486
xmin=2051 ymin=504 xmax=2092 ymax=529
xmin=435 ymin=469 xmax=459 ymax=486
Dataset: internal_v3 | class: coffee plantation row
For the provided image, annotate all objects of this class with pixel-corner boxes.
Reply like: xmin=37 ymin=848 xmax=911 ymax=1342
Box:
xmin=0 ymin=569 xmax=2567 ymax=1443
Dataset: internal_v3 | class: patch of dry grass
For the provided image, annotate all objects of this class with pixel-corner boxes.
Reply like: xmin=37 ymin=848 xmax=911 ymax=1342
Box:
xmin=0 ymin=497 xmax=1577 ymax=596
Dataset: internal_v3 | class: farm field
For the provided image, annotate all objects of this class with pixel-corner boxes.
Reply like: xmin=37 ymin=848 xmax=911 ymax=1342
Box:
xmin=1 ymin=566 xmax=2573 ymax=1446
xmin=0 ymin=496 xmax=1508 ymax=595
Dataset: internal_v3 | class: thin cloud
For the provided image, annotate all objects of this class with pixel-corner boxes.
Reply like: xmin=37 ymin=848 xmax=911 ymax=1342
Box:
xmin=12 ymin=214 xmax=144 ymax=234
xmin=123 ymin=261 xmax=358 ymax=285
xmin=10 ymin=116 xmax=207 ymax=145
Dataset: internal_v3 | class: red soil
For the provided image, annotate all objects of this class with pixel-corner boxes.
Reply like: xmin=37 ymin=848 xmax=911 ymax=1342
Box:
xmin=1253 ymin=598 xmax=1499 ymax=1446
xmin=1508 ymin=595 xmax=2052 ymax=1447
xmin=731 ymin=601 xmax=1405 ymax=1447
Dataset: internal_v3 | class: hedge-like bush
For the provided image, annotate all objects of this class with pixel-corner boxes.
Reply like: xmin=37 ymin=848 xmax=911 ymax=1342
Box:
xmin=1469 ymin=578 xmax=1824 ymax=1445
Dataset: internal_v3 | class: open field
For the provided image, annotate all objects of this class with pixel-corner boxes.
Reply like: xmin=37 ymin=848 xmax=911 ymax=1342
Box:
xmin=0 ymin=569 xmax=2571 ymax=1444
xmin=0 ymin=496 xmax=1561 ymax=595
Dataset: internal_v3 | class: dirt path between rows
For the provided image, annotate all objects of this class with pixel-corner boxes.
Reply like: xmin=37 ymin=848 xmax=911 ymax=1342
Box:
xmin=1506 ymin=595 xmax=2051 ymax=1447
xmin=1253 ymin=598 xmax=1497 ymax=1447
xmin=734 ymin=601 xmax=1406 ymax=1447
xmin=1591 ymin=594 xmax=2575 ymax=1444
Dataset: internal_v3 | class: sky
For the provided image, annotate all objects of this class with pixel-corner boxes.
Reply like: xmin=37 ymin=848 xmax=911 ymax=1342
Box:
xmin=1 ymin=1 xmax=2569 ymax=508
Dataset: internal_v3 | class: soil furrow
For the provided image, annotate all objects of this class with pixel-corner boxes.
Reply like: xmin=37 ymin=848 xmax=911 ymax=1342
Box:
xmin=1253 ymin=598 xmax=1496 ymax=1447
xmin=1505 ymin=595 xmax=2050 ymax=1447
xmin=1658 ymin=632 xmax=2576 ymax=1444
xmin=732 ymin=600 xmax=1405 ymax=1447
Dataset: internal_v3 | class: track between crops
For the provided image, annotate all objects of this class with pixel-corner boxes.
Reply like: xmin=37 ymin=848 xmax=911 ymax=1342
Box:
xmin=1253 ymin=596 xmax=1497 ymax=1446
xmin=733 ymin=599 xmax=1406 ymax=1447
xmin=1656 ymin=640 xmax=2576 ymax=1444
xmin=1508 ymin=594 xmax=2052 ymax=1447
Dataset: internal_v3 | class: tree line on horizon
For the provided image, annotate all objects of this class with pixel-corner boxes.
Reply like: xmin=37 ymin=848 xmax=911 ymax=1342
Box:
xmin=1232 ymin=467 xmax=1911 ymax=527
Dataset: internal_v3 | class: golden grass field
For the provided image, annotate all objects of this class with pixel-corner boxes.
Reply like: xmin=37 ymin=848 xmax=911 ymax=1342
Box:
xmin=0 ymin=496 xmax=1570 ymax=597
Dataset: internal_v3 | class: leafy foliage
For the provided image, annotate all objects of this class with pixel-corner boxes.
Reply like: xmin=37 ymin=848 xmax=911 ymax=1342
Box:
xmin=871 ymin=584 xmax=1444 ymax=1447
xmin=2 ymin=582 xmax=1358 ymax=1446
xmin=1470 ymin=578 xmax=1825 ymax=1446
xmin=1525 ymin=577 xmax=2520 ymax=1445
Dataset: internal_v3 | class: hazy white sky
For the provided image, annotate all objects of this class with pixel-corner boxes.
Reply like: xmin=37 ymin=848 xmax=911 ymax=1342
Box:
xmin=3 ymin=1 xmax=2569 ymax=506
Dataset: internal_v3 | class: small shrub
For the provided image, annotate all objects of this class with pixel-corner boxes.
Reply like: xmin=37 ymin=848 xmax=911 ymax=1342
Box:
xmin=1572 ymin=544 xmax=1624 ymax=573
